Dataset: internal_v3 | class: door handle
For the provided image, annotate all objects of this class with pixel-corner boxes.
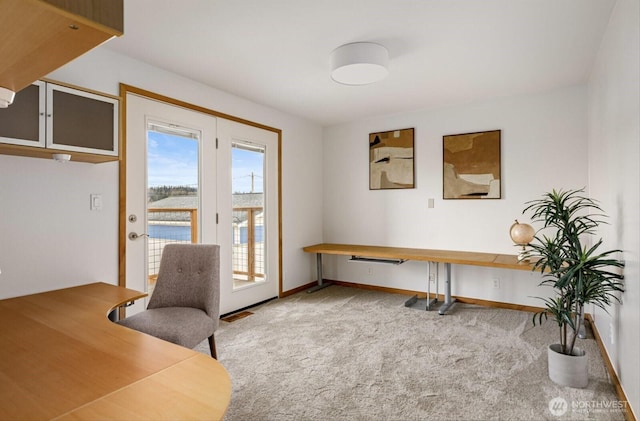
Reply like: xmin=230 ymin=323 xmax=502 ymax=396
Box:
xmin=128 ymin=232 xmax=149 ymax=241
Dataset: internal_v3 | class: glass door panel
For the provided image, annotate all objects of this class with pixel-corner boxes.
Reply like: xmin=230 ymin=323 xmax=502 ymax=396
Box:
xmin=146 ymin=121 xmax=200 ymax=296
xmin=232 ymin=142 xmax=266 ymax=290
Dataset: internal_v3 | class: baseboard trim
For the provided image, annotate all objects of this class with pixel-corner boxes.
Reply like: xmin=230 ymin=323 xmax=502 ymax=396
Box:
xmin=329 ymin=279 xmax=431 ymax=298
xmin=280 ymin=281 xmax=318 ymax=297
xmin=586 ymin=314 xmax=636 ymax=421
xmin=454 ymin=295 xmax=545 ymax=314
xmin=327 ymin=279 xmax=546 ymax=313
xmin=285 ymin=279 xmax=634 ymax=418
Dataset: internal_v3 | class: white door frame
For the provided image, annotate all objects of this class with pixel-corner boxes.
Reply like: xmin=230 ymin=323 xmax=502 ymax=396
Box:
xmin=118 ymin=85 xmax=282 ymax=316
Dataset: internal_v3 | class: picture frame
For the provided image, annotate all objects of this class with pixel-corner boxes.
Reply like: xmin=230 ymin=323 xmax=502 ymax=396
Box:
xmin=369 ymin=128 xmax=415 ymax=190
xmin=443 ymin=129 xmax=501 ymax=199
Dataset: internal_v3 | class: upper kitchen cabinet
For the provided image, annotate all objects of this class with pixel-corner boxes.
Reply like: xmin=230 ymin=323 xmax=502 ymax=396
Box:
xmin=0 ymin=80 xmax=119 ymax=163
xmin=0 ymin=0 xmax=123 ymax=95
xmin=46 ymin=82 xmax=119 ymax=157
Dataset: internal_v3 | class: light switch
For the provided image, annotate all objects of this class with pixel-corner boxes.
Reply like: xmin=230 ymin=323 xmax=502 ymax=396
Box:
xmin=428 ymin=198 xmax=435 ymax=209
xmin=90 ymin=194 xmax=103 ymax=211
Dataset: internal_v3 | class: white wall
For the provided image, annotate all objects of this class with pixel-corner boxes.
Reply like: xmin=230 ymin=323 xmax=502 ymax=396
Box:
xmin=0 ymin=47 xmax=324 ymax=298
xmin=0 ymin=157 xmax=118 ymax=297
xmin=321 ymin=86 xmax=588 ymax=306
xmin=588 ymin=0 xmax=640 ymax=415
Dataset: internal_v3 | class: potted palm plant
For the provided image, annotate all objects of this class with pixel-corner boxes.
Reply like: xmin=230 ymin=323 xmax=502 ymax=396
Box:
xmin=522 ymin=188 xmax=625 ymax=388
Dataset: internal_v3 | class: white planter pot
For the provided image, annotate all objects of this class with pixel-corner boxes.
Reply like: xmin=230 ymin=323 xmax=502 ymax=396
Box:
xmin=548 ymin=344 xmax=588 ymax=388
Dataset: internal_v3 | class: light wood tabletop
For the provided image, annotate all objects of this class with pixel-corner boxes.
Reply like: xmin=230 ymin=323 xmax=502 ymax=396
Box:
xmin=303 ymin=243 xmax=535 ymax=271
xmin=303 ymin=243 xmax=539 ymax=314
xmin=0 ymin=282 xmax=231 ymax=420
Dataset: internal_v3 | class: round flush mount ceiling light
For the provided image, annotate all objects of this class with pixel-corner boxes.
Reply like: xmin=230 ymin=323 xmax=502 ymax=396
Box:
xmin=330 ymin=42 xmax=389 ymax=85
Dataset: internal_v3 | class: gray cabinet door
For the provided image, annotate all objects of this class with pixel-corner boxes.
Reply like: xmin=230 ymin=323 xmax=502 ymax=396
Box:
xmin=0 ymin=82 xmax=46 ymax=148
xmin=46 ymin=83 xmax=119 ymax=156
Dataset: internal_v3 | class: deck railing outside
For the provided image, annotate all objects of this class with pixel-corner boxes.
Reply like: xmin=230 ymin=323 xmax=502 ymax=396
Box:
xmin=147 ymin=207 xmax=264 ymax=285
xmin=232 ymin=207 xmax=265 ymax=283
xmin=147 ymin=208 xmax=197 ymax=282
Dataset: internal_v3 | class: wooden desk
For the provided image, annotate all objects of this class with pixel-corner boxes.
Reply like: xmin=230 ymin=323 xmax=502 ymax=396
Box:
xmin=0 ymin=282 xmax=231 ymax=420
xmin=303 ymin=243 xmax=535 ymax=314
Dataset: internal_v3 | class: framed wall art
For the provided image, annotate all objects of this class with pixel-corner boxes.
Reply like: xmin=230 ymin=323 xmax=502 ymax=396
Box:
xmin=443 ymin=129 xmax=501 ymax=199
xmin=369 ymin=128 xmax=414 ymax=190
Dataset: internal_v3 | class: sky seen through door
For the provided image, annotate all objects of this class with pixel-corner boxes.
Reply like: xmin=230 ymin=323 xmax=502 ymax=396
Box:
xmin=147 ymin=131 xmax=263 ymax=193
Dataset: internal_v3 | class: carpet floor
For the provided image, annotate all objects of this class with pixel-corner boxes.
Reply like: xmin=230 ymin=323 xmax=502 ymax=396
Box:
xmin=195 ymin=285 xmax=625 ymax=421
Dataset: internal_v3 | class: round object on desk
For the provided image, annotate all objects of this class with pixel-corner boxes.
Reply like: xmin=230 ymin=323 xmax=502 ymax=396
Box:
xmin=509 ymin=220 xmax=535 ymax=245
xmin=510 ymin=220 xmax=535 ymax=262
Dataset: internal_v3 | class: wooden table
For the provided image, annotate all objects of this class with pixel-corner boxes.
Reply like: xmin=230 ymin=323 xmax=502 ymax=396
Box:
xmin=0 ymin=282 xmax=231 ymax=420
xmin=303 ymin=243 xmax=535 ymax=314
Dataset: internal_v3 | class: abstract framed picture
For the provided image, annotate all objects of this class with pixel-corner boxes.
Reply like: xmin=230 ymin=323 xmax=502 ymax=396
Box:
xmin=369 ymin=128 xmax=415 ymax=190
xmin=443 ymin=129 xmax=501 ymax=199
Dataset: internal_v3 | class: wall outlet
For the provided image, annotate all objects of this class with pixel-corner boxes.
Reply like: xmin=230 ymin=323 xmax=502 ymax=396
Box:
xmin=429 ymin=273 xmax=436 ymax=282
xmin=367 ymin=266 xmax=373 ymax=276
xmin=492 ymin=278 xmax=500 ymax=289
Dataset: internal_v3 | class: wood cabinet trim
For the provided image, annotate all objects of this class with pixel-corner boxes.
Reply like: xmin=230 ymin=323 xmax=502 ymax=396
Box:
xmin=42 ymin=78 xmax=122 ymax=102
xmin=0 ymin=142 xmax=119 ymax=163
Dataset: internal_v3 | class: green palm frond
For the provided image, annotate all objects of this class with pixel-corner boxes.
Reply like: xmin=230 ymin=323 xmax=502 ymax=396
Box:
xmin=522 ymin=188 xmax=625 ymax=355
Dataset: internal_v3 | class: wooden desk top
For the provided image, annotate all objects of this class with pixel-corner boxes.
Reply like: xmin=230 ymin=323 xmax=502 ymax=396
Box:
xmin=0 ymin=282 xmax=231 ymax=420
xmin=303 ymin=243 xmax=535 ymax=271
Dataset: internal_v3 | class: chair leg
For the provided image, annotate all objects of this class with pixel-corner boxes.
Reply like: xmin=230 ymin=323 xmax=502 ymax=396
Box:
xmin=208 ymin=334 xmax=217 ymax=359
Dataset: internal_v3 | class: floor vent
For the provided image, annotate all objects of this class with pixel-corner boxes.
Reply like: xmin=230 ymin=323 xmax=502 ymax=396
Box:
xmin=221 ymin=311 xmax=254 ymax=323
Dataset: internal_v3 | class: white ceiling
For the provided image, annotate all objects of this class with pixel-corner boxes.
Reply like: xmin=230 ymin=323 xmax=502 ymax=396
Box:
xmin=105 ymin=0 xmax=616 ymax=127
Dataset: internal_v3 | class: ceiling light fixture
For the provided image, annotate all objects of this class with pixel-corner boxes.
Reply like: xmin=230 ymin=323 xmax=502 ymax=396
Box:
xmin=330 ymin=42 xmax=389 ymax=85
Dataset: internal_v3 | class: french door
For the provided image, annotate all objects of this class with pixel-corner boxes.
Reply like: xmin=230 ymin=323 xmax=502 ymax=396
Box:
xmin=217 ymin=118 xmax=279 ymax=314
xmin=123 ymin=91 xmax=279 ymax=316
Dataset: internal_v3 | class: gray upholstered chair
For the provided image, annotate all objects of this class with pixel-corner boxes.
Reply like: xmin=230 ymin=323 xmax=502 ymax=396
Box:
xmin=118 ymin=243 xmax=220 ymax=358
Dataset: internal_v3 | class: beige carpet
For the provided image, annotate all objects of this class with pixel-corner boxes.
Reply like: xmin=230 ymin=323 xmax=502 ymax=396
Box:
xmin=195 ymin=286 xmax=625 ymax=421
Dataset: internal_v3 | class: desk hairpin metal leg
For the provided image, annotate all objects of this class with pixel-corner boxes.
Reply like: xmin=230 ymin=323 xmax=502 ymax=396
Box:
xmin=307 ymin=253 xmax=332 ymax=293
xmin=404 ymin=261 xmax=439 ymax=311
xmin=425 ymin=261 xmax=438 ymax=311
xmin=438 ymin=262 xmax=456 ymax=315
